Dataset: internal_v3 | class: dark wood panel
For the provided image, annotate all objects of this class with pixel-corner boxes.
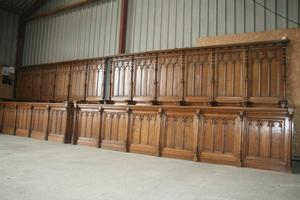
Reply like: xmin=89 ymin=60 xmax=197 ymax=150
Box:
xmin=157 ymin=53 xmax=183 ymax=104
xmin=161 ymin=109 xmax=195 ymax=160
xmin=30 ymin=67 xmax=42 ymax=101
xmin=185 ymin=51 xmax=213 ymax=105
xmin=111 ymin=57 xmax=133 ymax=104
xmin=199 ymin=114 xmax=242 ymax=166
xmin=54 ymin=64 xmax=71 ymax=101
xmin=214 ymin=49 xmax=245 ymax=105
xmin=15 ymin=103 xmax=32 ymax=137
xmin=69 ymin=62 xmax=87 ymax=101
xmin=132 ymin=56 xmax=156 ymax=104
xmin=248 ymin=46 xmax=285 ymax=106
xmin=1 ymin=103 xmax=17 ymax=135
xmin=101 ymin=107 xmax=129 ymax=151
xmin=47 ymin=103 xmax=71 ymax=143
xmin=129 ymin=108 xmax=160 ymax=156
xmin=243 ymin=115 xmax=291 ymax=171
xmin=75 ymin=105 xmax=101 ymax=147
xmin=86 ymin=60 xmax=106 ymax=102
xmin=41 ymin=66 xmax=56 ymax=102
xmin=30 ymin=104 xmax=49 ymax=140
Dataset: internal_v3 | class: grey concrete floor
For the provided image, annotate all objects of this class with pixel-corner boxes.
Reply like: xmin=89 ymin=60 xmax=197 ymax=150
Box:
xmin=0 ymin=134 xmax=300 ymax=200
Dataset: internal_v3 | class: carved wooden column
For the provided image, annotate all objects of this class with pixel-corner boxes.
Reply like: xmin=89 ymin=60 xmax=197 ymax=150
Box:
xmin=13 ymin=104 xmax=18 ymax=136
xmin=210 ymin=49 xmax=216 ymax=106
xmin=279 ymin=45 xmax=288 ymax=108
xmin=192 ymin=110 xmax=201 ymax=162
xmin=156 ymin=108 xmax=164 ymax=156
xmin=44 ymin=104 xmax=51 ymax=140
xmin=105 ymin=58 xmax=114 ymax=104
xmin=237 ymin=111 xmax=244 ymax=167
xmin=28 ymin=104 xmax=33 ymax=138
xmin=243 ymin=48 xmax=250 ymax=107
xmin=71 ymin=101 xmax=79 ymax=144
xmin=125 ymin=107 xmax=131 ymax=152
xmin=97 ymin=106 xmax=103 ymax=148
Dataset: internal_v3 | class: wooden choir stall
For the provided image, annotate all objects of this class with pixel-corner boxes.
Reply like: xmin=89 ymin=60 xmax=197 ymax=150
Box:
xmin=0 ymin=40 xmax=294 ymax=172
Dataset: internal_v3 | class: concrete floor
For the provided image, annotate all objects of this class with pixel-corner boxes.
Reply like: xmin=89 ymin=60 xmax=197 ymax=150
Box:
xmin=0 ymin=135 xmax=300 ymax=200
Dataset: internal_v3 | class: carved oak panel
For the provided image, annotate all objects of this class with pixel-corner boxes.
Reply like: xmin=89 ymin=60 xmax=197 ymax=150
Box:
xmin=111 ymin=57 xmax=133 ymax=103
xmin=161 ymin=111 xmax=194 ymax=160
xmin=243 ymin=117 xmax=290 ymax=171
xmin=41 ymin=66 xmax=56 ymax=102
xmin=185 ymin=51 xmax=212 ymax=104
xmin=54 ymin=64 xmax=71 ymax=101
xmin=76 ymin=109 xmax=101 ymax=147
xmin=30 ymin=67 xmax=42 ymax=101
xmin=215 ymin=50 xmax=245 ymax=104
xmin=101 ymin=108 xmax=128 ymax=151
xmin=2 ymin=104 xmax=17 ymax=135
xmin=16 ymin=68 xmax=32 ymax=101
xmin=15 ymin=104 xmax=31 ymax=137
xmin=248 ymin=46 xmax=285 ymax=105
xmin=157 ymin=53 xmax=183 ymax=103
xmin=30 ymin=104 xmax=49 ymax=140
xmin=47 ymin=107 xmax=68 ymax=143
xmin=86 ymin=60 xmax=106 ymax=102
xmin=133 ymin=56 xmax=156 ymax=103
xmin=69 ymin=62 xmax=87 ymax=101
xmin=129 ymin=109 xmax=159 ymax=155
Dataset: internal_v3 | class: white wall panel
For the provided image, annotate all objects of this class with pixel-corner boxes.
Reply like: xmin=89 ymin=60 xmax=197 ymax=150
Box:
xmin=0 ymin=8 xmax=19 ymax=65
xmin=126 ymin=0 xmax=300 ymax=53
xmin=22 ymin=0 xmax=121 ymax=66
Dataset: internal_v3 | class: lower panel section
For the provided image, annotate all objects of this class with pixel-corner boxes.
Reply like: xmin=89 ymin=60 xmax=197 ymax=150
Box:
xmin=0 ymin=102 xmax=293 ymax=172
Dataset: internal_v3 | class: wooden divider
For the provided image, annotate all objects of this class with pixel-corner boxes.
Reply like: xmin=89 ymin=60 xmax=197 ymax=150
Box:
xmin=15 ymin=40 xmax=288 ymax=108
xmin=1 ymin=40 xmax=293 ymax=172
xmin=0 ymin=102 xmax=72 ymax=143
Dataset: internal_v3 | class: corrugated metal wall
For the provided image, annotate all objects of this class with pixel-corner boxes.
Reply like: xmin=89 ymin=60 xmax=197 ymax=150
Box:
xmin=22 ymin=0 xmax=121 ymax=66
xmin=0 ymin=8 xmax=19 ymax=65
xmin=126 ymin=0 xmax=300 ymax=53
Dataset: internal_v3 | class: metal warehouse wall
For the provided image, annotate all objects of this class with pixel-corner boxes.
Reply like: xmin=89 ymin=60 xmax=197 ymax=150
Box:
xmin=0 ymin=8 xmax=19 ymax=66
xmin=34 ymin=0 xmax=81 ymax=15
xmin=22 ymin=0 xmax=121 ymax=66
xmin=126 ymin=0 xmax=300 ymax=53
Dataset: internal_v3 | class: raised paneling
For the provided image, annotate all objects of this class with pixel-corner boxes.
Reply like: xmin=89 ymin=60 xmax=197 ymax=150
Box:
xmin=86 ymin=59 xmax=106 ymax=102
xmin=1 ymin=104 xmax=17 ymax=135
xmin=76 ymin=106 xmax=101 ymax=147
xmin=129 ymin=108 xmax=159 ymax=155
xmin=30 ymin=104 xmax=49 ymax=140
xmin=184 ymin=51 xmax=213 ymax=104
xmin=157 ymin=53 xmax=183 ymax=104
xmin=101 ymin=108 xmax=129 ymax=151
xmin=199 ymin=115 xmax=241 ymax=165
xmin=41 ymin=66 xmax=56 ymax=102
xmin=69 ymin=62 xmax=87 ymax=101
xmin=47 ymin=104 xmax=70 ymax=143
xmin=215 ymin=49 xmax=245 ymax=104
xmin=54 ymin=64 xmax=71 ymax=101
xmin=248 ymin=46 xmax=285 ymax=105
xmin=30 ymin=67 xmax=42 ymax=101
xmin=111 ymin=57 xmax=133 ymax=104
xmin=16 ymin=68 xmax=32 ymax=101
xmin=243 ymin=117 xmax=290 ymax=171
xmin=132 ymin=55 xmax=156 ymax=103
xmin=15 ymin=104 xmax=31 ymax=137
xmin=161 ymin=110 xmax=195 ymax=160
